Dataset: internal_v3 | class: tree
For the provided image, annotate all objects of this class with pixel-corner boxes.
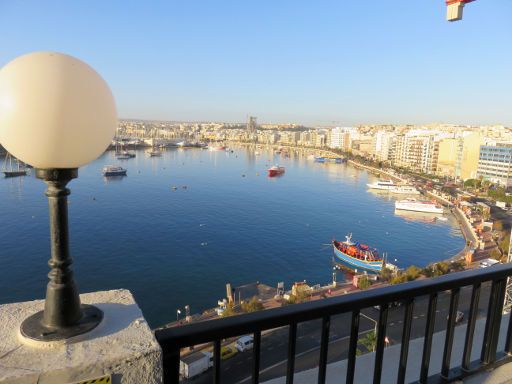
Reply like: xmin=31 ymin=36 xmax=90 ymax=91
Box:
xmin=241 ymin=296 xmax=264 ymax=313
xmin=359 ymin=331 xmax=377 ymax=352
xmin=221 ymin=302 xmax=236 ymax=317
xmin=405 ymin=265 xmax=421 ymax=281
xmin=449 ymin=259 xmax=465 ymax=272
xmin=357 ymin=275 xmax=371 ymax=290
xmin=390 ymin=274 xmax=408 ymax=285
xmin=500 ymin=233 xmax=510 ymax=254
xmin=380 ymin=267 xmax=393 ymax=282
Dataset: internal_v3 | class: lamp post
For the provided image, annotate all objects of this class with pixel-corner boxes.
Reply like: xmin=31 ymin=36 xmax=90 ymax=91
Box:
xmin=0 ymin=52 xmax=117 ymax=342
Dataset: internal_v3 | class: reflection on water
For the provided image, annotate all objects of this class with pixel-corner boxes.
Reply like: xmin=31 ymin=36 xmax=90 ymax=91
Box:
xmin=394 ymin=209 xmax=444 ymax=223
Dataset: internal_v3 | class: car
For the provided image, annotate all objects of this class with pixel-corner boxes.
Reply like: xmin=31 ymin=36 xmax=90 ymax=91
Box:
xmin=220 ymin=345 xmax=238 ymax=360
xmin=447 ymin=311 xmax=464 ymax=324
xmin=236 ymin=335 xmax=254 ymax=352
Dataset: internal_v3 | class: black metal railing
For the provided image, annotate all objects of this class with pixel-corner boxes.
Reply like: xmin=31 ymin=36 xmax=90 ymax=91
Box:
xmin=155 ymin=264 xmax=512 ymax=384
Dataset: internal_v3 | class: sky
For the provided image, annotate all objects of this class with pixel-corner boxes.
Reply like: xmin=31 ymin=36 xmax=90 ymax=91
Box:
xmin=1 ymin=1 xmax=511 ymax=126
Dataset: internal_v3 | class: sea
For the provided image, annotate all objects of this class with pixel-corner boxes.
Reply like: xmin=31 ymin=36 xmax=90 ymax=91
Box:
xmin=0 ymin=146 xmax=465 ymax=328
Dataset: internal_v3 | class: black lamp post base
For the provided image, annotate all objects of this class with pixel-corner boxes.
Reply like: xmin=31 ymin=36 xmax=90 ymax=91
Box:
xmin=20 ymin=304 xmax=103 ymax=342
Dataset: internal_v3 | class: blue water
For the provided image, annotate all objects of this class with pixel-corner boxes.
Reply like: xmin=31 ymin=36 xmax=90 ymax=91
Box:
xmin=0 ymin=147 xmax=464 ymax=327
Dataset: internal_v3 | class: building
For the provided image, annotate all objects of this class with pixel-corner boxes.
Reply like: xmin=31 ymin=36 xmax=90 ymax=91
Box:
xmin=477 ymin=143 xmax=512 ymax=186
xmin=372 ymin=131 xmax=396 ymax=162
xmin=456 ymin=132 xmax=483 ymax=181
xmin=394 ymin=130 xmax=441 ymax=174
xmin=436 ymin=138 xmax=458 ymax=177
xmin=329 ymin=127 xmax=352 ymax=151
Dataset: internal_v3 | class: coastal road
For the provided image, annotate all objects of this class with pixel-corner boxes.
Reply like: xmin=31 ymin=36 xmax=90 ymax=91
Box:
xmin=184 ymin=284 xmax=492 ymax=384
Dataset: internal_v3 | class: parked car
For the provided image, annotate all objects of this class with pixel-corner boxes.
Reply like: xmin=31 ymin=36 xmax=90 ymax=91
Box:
xmin=447 ymin=311 xmax=464 ymax=324
xmin=236 ymin=335 xmax=254 ymax=352
xmin=221 ymin=345 xmax=238 ymax=360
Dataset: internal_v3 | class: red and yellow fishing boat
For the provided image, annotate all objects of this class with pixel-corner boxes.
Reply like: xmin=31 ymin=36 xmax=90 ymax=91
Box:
xmin=332 ymin=234 xmax=384 ymax=273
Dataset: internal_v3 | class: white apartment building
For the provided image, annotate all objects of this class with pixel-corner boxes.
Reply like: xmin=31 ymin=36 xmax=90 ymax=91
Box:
xmin=372 ymin=131 xmax=396 ymax=161
xmin=477 ymin=142 xmax=512 ymax=186
xmin=329 ymin=127 xmax=352 ymax=151
xmin=394 ymin=130 xmax=446 ymax=174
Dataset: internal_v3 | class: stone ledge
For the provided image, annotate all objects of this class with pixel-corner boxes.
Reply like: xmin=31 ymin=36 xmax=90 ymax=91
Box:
xmin=0 ymin=289 xmax=162 ymax=384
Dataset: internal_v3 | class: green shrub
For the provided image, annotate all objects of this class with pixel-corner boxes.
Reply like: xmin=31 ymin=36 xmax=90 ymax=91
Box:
xmin=357 ymin=275 xmax=371 ymax=290
xmin=405 ymin=265 xmax=421 ymax=281
xmin=241 ymin=296 xmax=264 ymax=313
xmin=390 ymin=274 xmax=408 ymax=285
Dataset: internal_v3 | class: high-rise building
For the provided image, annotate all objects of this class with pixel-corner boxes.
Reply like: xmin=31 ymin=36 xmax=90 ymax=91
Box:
xmin=372 ymin=131 xmax=396 ymax=161
xmin=477 ymin=143 xmax=512 ymax=186
xmin=247 ymin=116 xmax=257 ymax=135
xmin=394 ymin=130 xmax=442 ymax=174
xmin=456 ymin=132 xmax=483 ymax=181
xmin=437 ymin=138 xmax=458 ymax=177
xmin=330 ymin=127 xmax=352 ymax=151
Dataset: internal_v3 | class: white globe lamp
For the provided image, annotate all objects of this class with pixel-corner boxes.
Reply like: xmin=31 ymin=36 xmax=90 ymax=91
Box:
xmin=0 ymin=52 xmax=117 ymax=342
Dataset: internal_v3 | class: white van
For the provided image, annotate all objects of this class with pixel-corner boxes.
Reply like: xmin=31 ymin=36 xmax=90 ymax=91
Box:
xmin=236 ymin=335 xmax=254 ymax=352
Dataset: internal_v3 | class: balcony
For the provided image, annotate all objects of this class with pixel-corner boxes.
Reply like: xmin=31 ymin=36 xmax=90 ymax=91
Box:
xmin=155 ymin=264 xmax=512 ymax=383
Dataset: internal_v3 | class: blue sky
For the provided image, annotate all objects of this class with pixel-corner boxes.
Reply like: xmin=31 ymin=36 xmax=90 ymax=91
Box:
xmin=1 ymin=1 xmax=511 ymax=125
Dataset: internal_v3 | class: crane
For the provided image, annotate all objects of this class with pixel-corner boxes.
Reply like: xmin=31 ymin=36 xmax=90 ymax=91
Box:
xmin=446 ymin=0 xmax=475 ymax=21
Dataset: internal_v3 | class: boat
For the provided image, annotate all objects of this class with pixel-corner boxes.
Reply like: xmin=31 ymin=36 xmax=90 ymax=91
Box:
xmin=102 ymin=165 xmax=127 ymax=177
xmin=2 ymin=152 xmax=27 ymax=178
xmin=267 ymin=165 xmax=285 ymax=177
xmin=117 ymin=151 xmax=135 ymax=159
xmin=147 ymin=148 xmax=162 ymax=157
xmin=115 ymin=142 xmax=136 ymax=159
xmin=332 ymin=234 xmax=384 ymax=273
xmin=366 ymin=180 xmax=397 ymax=190
xmin=388 ymin=185 xmax=420 ymax=195
xmin=395 ymin=198 xmax=444 ymax=214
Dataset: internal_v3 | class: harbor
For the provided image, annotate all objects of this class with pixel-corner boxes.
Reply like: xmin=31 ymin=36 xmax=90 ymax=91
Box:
xmin=0 ymin=145 xmax=465 ymax=328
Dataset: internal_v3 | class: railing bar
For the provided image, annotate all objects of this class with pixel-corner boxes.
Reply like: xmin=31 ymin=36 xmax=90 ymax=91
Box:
xmin=252 ymin=330 xmax=261 ymax=384
xmin=318 ymin=316 xmax=331 ymax=384
xmin=162 ymin=345 xmax=180 ymax=384
xmin=214 ymin=339 xmax=221 ymax=384
xmin=506 ymin=304 xmax=512 ymax=354
xmin=462 ymin=283 xmax=481 ymax=370
xmin=489 ymin=279 xmax=506 ymax=363
xmin=397 ymin=299 xmax=414 ymax=384
xmin=420 ymin=292 xmax=438 ymax=384
xmin=441 ymin=288 xmax=460 ymax=378
xmin=481 ymin=279 xmax=506 ymax=364
xmin=373 ymin=303 xmax=388 ymax=384
xmin=154 ymin=264 xmax=512 ymax=348
xmin=286 ymin=323 xmax=297 ymax=384
xmin=346 ymin=310 xmax=360 ymax=384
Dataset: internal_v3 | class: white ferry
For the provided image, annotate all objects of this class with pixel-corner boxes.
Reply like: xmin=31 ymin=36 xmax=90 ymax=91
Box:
xmin=389 ymin=185 xmax=420 ymax=195
xmin=366 ymin=180 xmax=397 ymax=190
xmin=395 ymin=198 xmax=444 ymax=214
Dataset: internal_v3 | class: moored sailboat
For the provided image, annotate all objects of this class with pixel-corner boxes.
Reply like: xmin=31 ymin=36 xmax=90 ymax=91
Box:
xmin=2 ymin=152 xmax=27 ymax=178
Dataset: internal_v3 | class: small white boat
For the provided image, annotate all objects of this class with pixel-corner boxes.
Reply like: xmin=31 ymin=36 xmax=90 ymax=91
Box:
xmin=102 ymin=165 xmax=127 ymax=177
xmin=367 ymin=180 xmax=397 ymax=190
xmin=147 ymin=149 xmax=162 ymax=157
xmin=395 ymin=198 xmax=444 ymax=214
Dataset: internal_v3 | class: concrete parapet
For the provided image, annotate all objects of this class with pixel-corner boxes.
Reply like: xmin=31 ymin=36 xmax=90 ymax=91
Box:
xmin=0 ymin=289 xmax=162 ymax=384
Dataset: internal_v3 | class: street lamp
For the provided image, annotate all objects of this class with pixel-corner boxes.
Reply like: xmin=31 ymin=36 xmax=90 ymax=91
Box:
xmin=0 ymin=52 xmax=117 ymax=342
